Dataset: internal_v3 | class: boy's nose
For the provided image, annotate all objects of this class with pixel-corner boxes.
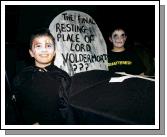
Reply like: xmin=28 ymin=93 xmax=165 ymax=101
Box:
xmin=41 ymin=46 xmax=47 ymax=51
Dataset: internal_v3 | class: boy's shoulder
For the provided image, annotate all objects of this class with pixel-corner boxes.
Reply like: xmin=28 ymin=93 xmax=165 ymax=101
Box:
xmin=13 ymin=66 xmax=35 ymax=86
xmin=21 ymin=65 xmax=35 ymax=72
xmin=48 ymin=65 xmax=71 ymax=79
xmin=17 ymin=66 xmax=35 ymax=76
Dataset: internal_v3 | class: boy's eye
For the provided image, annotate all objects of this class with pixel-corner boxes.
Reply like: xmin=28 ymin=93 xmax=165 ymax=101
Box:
xmin=47 ymin=44 xmax=52 ymax=47
xmin=121 ymin=34 xmax=126 ymax=37
xmin=113 ymin=34 xmax=118 ymax=38
xmin=46 ymin=44 xmax=54 ymax=48
xmin=35 ymin=45 xmax=42 ymax=48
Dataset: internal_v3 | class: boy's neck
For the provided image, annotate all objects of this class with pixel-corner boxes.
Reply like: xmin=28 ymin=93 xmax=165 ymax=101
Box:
xmin=35 ymin=63 xmax=51 ymax=68
xmin=112 ymin=47 xmax=125 ymax=52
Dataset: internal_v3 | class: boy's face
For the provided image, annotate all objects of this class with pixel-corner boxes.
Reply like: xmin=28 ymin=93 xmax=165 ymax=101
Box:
xmin=29 ymin=36 xmax=55 ymax=68
xmin=109 ymin=29 xmax=127 ymax=48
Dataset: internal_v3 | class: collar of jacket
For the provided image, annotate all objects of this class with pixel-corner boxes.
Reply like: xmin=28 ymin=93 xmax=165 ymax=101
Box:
xmin=33 ymin=64 xmax=55 ymax=72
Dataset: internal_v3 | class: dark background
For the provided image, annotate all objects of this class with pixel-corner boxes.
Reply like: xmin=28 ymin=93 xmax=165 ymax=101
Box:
xmin=5 ymin=5 xmax=155 ymax=83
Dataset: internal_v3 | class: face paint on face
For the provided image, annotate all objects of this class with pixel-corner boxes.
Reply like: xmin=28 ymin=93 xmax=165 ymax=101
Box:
xmin=29 ymin=36 xmax=56 ymax=68
xmin=33 ymin=43 xmax=55 ymax=53
xmin=113 ymin=33 xmax=126 ymax=40
xmin=111 ymin=29 xmax=127 ymax=48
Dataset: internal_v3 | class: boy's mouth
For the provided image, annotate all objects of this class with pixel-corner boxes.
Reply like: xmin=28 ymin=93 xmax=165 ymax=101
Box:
xmin=116 ymin=41 xmax=122 ymax=44
xmin=39 ymin=54 xmax=49 ymax=57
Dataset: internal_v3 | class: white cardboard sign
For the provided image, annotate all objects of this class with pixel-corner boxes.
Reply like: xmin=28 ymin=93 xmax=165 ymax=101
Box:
xmin=49 ymin=10 xmax=108 ymax=76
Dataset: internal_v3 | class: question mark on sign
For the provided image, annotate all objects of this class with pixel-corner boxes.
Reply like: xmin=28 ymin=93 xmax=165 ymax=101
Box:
xmin=79 ymin=63 xmax=84 ymax=70
xmin=73 ymin=64 xmax=77 ymax=71
xmin=85 ymin=63 xmax=89 ymax=71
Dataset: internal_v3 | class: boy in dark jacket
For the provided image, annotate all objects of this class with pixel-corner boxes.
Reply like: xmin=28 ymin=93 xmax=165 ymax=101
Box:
xmin=12 ymin=28 xmax=72 ymax=125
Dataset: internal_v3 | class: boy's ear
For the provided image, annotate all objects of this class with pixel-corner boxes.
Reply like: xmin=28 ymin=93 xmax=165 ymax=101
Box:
xmin=29 ymin=49 xmax=34 ymax=57
xmin=123 ymin=35 xmax=127 ymax=42
xmin=124 ymin=36 xmax=127 ymax=41
xmin=109 ymin=36 xmax=113 ymax=43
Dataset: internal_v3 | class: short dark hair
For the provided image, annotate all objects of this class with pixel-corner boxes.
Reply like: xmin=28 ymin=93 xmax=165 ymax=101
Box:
xmin=29 ymin=28 xmax=55 ymax=49
xmin=108 ymin=24 xmax=128 ymax=37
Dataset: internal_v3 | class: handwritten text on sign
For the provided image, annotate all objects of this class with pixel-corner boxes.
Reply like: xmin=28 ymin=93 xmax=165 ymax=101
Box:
xmin=49 ymin=10 xmax=108 ymax=76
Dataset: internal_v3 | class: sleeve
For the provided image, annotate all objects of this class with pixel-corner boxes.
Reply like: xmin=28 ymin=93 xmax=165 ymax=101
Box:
xmin=10 ymin=70 xmax=37 ymax=125
xmin=133 ymin=53 xmax=146 ymax=75
xmin=135 ymin=49 xmax=154 ymax=76
xmin=8 ymin=75 xmax=24 ymax=124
